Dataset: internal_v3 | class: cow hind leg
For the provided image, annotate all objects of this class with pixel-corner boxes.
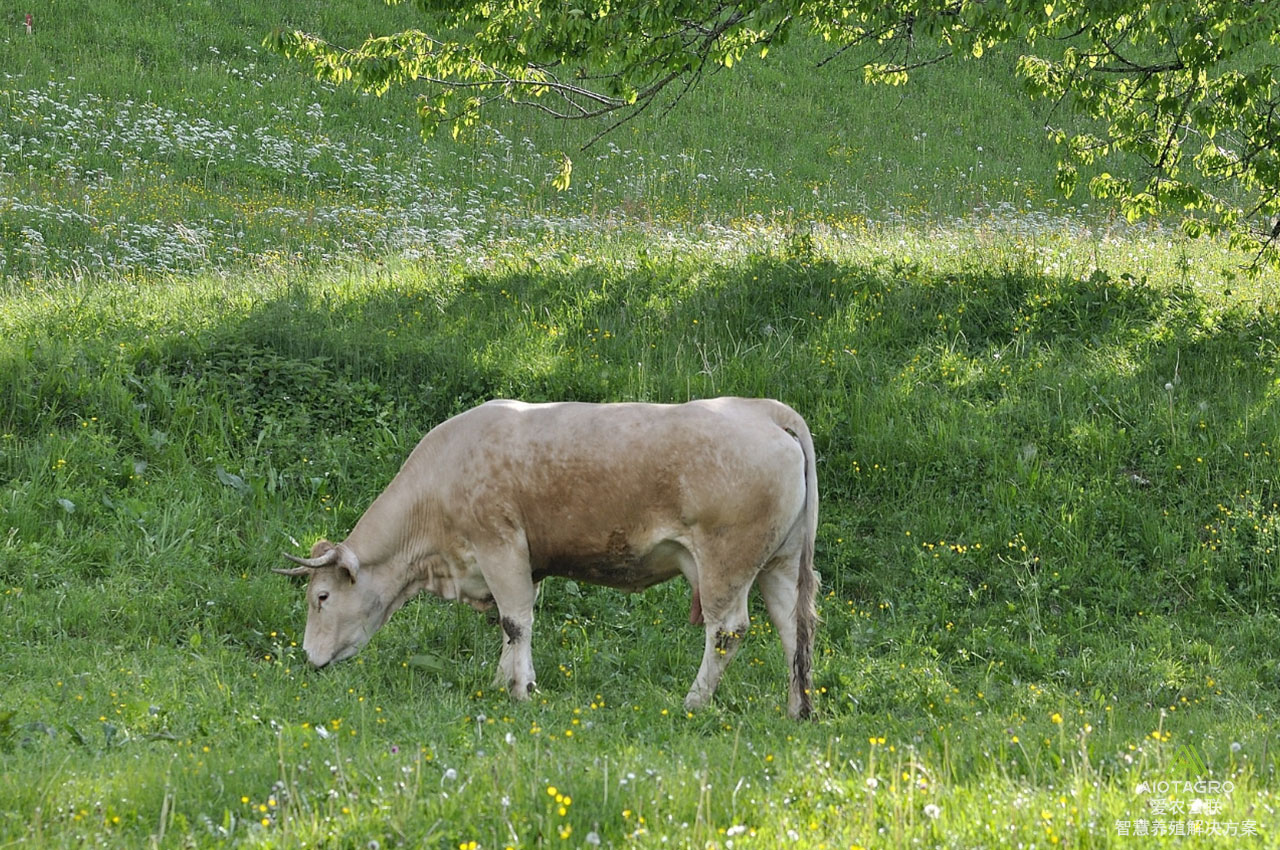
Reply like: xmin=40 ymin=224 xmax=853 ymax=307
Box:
xmin=683 ymin=579 xmax=752 ymax=713
xmin=757 ymin=557 xmax=813 ymax=719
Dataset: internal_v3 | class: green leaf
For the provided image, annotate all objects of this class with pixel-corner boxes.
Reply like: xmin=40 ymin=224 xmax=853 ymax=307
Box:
xmin=1054 ymin=162 xmax=1078 ymax=198
xmin=216 ymin=466 xmax=248 ymax=494
xmin=0 ymin=710 xmax=15 ymax=752
xmin=64 ymin=723 xmax=89 ymax=748
xmin=552 ymin=155 xmax=573 ymax=192
xmin=407 ymin=653 xmax=449 ymax=674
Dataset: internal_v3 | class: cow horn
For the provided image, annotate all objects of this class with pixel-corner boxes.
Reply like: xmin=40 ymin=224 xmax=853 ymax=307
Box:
xmin=284 ymin=549 xmax=341 ymax=568
xmin=273 ymin=564 xmax=314 ymax=577
xmin=274 ymin=544 xmax=360 ymax=579
xmin=274 ymin=547 xmax=337 ymax=576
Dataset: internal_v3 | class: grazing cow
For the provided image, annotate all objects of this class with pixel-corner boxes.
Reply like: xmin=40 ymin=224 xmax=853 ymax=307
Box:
xmin=277 ymin=397 xmax=819 ymax=718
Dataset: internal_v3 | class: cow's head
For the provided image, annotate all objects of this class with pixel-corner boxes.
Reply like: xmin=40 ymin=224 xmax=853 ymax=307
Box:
xmin=275 ymin=540 xmax=383 ymax=668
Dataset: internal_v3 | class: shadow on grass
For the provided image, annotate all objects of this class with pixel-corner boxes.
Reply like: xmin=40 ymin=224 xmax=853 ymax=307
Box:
xmin=2 ymin=246 xmax=1280 ymax=706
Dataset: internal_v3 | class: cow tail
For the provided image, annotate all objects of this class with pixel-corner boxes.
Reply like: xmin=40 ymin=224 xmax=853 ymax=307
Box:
xmin=783 ymin=407 xmax=819 ymax=720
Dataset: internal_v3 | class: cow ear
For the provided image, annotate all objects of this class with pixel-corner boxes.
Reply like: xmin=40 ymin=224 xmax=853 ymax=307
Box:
xmin=311 ymin=539 xmax=360 ymax=580
xmin=334 ymin=544 xmax=360 ymax=581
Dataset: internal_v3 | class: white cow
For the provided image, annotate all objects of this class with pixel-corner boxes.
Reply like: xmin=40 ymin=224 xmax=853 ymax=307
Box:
xmin=278 ymin=397 xmax=819 ymax=718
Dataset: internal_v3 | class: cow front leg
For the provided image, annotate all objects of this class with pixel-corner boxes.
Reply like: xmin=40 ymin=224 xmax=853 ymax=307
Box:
xmin=479 ymin=547 xmax=538 ymax=700
xmin=494 ymin=614 xmax=535 ymax=698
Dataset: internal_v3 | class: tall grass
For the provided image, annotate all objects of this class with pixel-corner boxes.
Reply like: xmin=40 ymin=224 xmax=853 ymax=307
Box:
xmin=3 ymin=226 xmax=1278 ymax=846
xmin=1 ymin=1 xmax=1278 ymax=848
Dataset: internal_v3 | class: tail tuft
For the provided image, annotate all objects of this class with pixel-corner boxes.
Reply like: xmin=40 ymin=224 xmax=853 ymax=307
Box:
xmin=784 ymin=407 xmax=819 ymax=720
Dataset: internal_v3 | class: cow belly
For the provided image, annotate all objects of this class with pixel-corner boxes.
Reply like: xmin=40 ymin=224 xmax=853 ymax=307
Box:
xmin=532 ymin=538 xmax=691 ymax=593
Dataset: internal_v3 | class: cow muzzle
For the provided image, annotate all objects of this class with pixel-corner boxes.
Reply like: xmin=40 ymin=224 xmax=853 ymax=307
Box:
xmin=305 ymin=643 xmax=359 ymax=669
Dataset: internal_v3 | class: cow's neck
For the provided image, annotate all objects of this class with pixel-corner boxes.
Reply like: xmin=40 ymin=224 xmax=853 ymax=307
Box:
xmin=402 ymin=552 xmax=458 ymax=601
xmin=405 ymin=551 xmax=492 ymax=611
xmin=346 ymin=475 xmax=440 ymax=566
xmin=343 ymin=474 xmax=487 ymax=608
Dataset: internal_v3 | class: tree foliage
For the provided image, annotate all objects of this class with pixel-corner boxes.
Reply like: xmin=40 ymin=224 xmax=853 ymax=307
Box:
xmin=268 ymin=1 xmax=1280 ymax=266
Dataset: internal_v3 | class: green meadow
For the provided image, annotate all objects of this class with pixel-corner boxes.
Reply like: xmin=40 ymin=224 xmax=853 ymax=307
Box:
xmin=2 ymin=2 xmax=1278 ymax=848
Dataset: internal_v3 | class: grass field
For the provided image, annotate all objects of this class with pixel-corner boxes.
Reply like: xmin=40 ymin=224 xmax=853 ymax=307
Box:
xmin=0 ymin=0 xmax=1079 ymax=280
xmin=2 ymin=2 xmax=1279 ymax=848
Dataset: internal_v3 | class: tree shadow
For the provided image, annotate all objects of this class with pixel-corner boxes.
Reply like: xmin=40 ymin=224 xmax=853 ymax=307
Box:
xmin=3 ymin=245 xmax=1279 ymax=703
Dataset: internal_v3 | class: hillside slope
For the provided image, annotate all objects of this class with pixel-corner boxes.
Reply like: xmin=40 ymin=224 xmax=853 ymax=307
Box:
xmin=2 ymin=0 xmax=1083 ymax=277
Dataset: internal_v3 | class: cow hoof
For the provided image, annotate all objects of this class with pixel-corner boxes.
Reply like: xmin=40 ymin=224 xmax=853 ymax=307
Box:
xmin=509 ymin=680 xmax=536 ymax=700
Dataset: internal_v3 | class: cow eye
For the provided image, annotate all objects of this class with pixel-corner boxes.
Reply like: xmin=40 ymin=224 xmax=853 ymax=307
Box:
xmin=317 ymin=591 xmax=330 ymax=605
